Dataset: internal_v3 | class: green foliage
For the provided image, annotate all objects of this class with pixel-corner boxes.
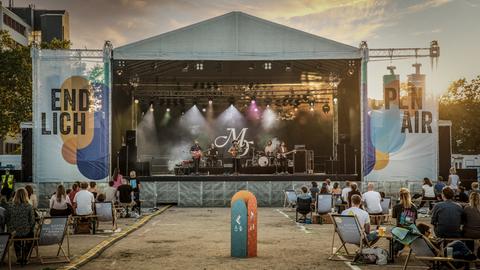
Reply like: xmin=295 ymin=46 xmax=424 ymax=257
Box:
xmin=0 ymin=30 xmax=72 ymax=140
xmin=439 ymin=76 xmax=480 ymax=154
xmin=88 ymin=64 xmax=104 ymax=84
xmin=40 ymin=38 xmax=71 ymax=49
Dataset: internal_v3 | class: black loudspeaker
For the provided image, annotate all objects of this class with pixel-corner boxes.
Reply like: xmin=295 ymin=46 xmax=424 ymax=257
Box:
xmin=325 ymin=160 xmax=338 ymax=174
xmin=293 ymin=150 xmax=307 ymax=173
xmin=336 ymin=144 xmax=356 ymax=174
xmin=21 ymin=128 xmax=32 ymax=182
xmin=438 ymin=124 xmax=451 ymax=181
xmin=135 ymin=161 xmax=151 ymax=176
xmin=118 ymin=146 xmax=127 ymax=176
xmin=127 ymin=145 xmax=137 ymax=174
xmin=126 ymin=130 xmax=136 ymax=146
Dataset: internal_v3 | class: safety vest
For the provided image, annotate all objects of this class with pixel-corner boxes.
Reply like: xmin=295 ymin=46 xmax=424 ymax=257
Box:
xmin=1 ymin=174 xmax=14 ymax=189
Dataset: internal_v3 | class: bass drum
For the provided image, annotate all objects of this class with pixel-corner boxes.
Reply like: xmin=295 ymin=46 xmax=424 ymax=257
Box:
xmin=258 ymin=156 xmax=269 ymax=167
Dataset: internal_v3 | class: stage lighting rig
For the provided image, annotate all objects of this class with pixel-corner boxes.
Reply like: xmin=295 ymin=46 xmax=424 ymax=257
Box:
xmin=322 ymin=103 xmax=330 ymax=114
xmin=182 ymin=64 xmax=189 ymax=72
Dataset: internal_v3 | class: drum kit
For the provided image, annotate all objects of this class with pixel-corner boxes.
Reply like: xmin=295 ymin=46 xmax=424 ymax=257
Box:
xmin=249 ymin=148 xmax=281 ymax=167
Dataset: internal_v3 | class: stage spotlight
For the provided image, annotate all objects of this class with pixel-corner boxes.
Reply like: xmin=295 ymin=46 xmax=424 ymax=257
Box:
xmin=285 ymin=63 xmax=292 ymax=72
xmin=208 ymin=99 xmax=213 ymax=105
xmin=294 ymin=106 xmax=298 ymax=112
xmin=264 ymin=62 xmax=272 ymax=70
xmin=195 ymin=62 xmax=204 ymax=71
xmin=254 ymin=108 xmax=258 ymax=112
xmin=166 ymin=108 xmax=170 ymax=112
xmin=267 ymin=104 xmax=270 ymax=108
xmin=202 ymin=107 xmax=207 ymax=112
xmin=322 ymin=103 xmax=330 ymax=114
xmin=309 ymin=101 xmax=315 ymax=107
xmin=309 ymin=106 xmax=314 ymax=112
xmin=333 ymin=97 xmax=338 ymax=104
xmin=134 ymin=98 xmax=139 ymax=104
xmin=149 ymin=105 xmax=154 ymax=112
xmin=251 ymin=99 xmax=256 ymax=104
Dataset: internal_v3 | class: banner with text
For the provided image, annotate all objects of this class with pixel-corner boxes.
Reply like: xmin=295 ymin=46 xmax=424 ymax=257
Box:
xmin=364 ymin=67 xmax=438 ymax=181
xmin=32 ymin=49 xmax=110 ymax=182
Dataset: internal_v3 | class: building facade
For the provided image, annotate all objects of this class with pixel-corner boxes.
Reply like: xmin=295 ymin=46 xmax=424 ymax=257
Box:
xmin=0 ymin=1 xmax=31 ymax=45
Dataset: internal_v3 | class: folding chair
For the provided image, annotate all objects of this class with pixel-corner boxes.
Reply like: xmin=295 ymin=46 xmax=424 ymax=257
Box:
xmin=95 ymin=202 xmax=117 ymax=231
xmin=296 ymin=197 xmax=312 ymax=222
xmin=403 ymin=235 xmax=456 ymax=270
xmin=0 ymin=233 xmax=13 ymax=270
xmin=316 ymin=194 xmax=333 ymax=214
xmin=283 ymin=190 xmax=297 ymax=209
xmin=371 ymin=197 xmax=391 ymax=225
xmin=29 ymin=216 xmax=70 ymax=264
xmin=329 ymin=214 xmax=370 ymax=261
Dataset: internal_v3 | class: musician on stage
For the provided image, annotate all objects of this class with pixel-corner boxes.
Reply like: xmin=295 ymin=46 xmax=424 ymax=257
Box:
xmin=190 ymin=140 xmax=202 ymax=175
xmin=206 ymin=143 xmax=218 ymax=167
xmin=264 ymin=140 xmax=276 ymax=164
xmin=277 ymin=141 xmax=289 ymax=174
xmin=228 ymin=140 xmax=241 ymax=175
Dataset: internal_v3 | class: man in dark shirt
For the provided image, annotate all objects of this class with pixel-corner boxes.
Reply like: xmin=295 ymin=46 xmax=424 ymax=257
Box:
xmin=190 ymin=140 xmax=202 ymax=175
xmin=431 ymin=186 xmax=464 ymax=238
xmin=117 ymin=179 xmax=133 ymax=217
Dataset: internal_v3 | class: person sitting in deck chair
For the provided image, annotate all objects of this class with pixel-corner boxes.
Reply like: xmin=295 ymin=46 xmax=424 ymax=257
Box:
xmin=296 ymin=186 xmax=312 ymax=222
xmin=73 ymin=182 xmax=95 ymax=216
xmin=341 ymin=194 xmax=378 ymax=243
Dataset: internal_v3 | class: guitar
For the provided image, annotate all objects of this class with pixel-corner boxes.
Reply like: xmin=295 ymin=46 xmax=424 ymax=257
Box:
xmin=191 ymin=150 xmax=203 ymax=159
xmin=229 ymin=146 xmax=240 ymax=158
xmin=276 ymin=150 xmax=296 ymax=159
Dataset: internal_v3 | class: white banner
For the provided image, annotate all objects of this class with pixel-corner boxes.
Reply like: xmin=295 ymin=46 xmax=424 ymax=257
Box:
xmin=32 ymin=49 xmax=110 ymax=182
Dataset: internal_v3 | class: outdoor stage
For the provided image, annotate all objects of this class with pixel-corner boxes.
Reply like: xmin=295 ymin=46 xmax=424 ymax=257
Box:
xmin=140 ymin=173 xmax=359 ymax=182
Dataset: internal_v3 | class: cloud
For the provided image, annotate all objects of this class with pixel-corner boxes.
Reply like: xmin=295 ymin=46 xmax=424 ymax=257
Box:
xmin=407 ymin=0 xmax=452 ymax=13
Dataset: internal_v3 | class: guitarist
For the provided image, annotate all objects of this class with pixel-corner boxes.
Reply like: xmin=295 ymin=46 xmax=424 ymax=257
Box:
xmin=228 ymin=140 xmax=241 ymax=175
xmin=277 ymin=141 xmax=291 ymax=174
xmin=190 ymin=140 xmax=202 ymax=175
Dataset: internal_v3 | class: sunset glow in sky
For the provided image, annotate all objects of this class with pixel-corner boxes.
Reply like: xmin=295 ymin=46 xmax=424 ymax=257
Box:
xmin=15 ymin=0 xmax=480 ymax=99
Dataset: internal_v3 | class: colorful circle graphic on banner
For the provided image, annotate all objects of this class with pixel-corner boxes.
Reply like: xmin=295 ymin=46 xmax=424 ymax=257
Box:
xmin=59 ymin=76 xmax=109 ymax=180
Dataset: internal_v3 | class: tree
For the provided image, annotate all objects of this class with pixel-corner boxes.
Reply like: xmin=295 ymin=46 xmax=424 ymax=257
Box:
xmin=439 ymin=76 xmax=480 ymax=154
xmin=0 ymin=31 xmax=72 ymax=141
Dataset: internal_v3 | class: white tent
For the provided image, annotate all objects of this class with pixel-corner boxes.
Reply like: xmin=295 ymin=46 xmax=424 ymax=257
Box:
xmin=113 ymin=11 xmax=361 ymax=61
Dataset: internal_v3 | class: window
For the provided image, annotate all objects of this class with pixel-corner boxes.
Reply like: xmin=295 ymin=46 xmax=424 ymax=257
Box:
xmin=3 ymin=14 xmax=26 ymax=36
xmin=4 ymin=143 xmax=20 ymax=154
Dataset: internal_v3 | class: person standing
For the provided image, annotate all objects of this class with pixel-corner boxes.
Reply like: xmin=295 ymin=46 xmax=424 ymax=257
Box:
xmin=129 ymin=170 xmax=141 ymax=214
xmin=341 ymin=181 xmax=352 ymax=204
xmin=117 ymin=178 xmax=133 ymax=217
xmin=1 ymin=169 xmax=14 ymax=200
xmin=277 ymin=141 xmax=289 ymax=174
xmin=228 ymin=140 xmax=241 ymax=175
xmin=105 ymin=180 xmax=118 ymax=203
xmin=190 ymin=140 xmax=202 ymax=175
xmin=447 ymin=167 xmax=460 ymax=192
xmin=112 ymin=168 xmax=123 ymax=188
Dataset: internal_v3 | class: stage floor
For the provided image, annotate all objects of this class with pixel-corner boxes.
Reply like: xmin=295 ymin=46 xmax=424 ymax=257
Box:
xmin=139 ymin=173 xmax=359 ymax=182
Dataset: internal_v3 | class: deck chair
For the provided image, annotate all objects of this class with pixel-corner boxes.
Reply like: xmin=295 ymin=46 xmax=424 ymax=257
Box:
xmin=316 ymin=194 xmax=333 ymax=214
xmin=0 ymin=233 xmax=12 ymax=270
xmin=284 ymin=190 xmax=297 ymax=209
xmin=296 ymin=197 xmax=313 ymax=222
xmin=29 ymin=216 xmax=70 ymax=264
xmin=371 ymin=197 xmax=391 ymax=225
xmin=95 ymin=202 xmax=117 ymax=231
xmin=403 ymin=235 xmax=456 ymax=270
xmin=329 ymin=214 xmax=370 ymax=261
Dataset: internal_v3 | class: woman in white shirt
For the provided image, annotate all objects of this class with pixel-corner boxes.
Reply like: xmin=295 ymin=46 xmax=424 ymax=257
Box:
xmin=50 ymin=185 xmax=72 ymax=216
xmin=420 ymin=178 xmax=436 ymax=210
xmin=448 ymin=167 xmax=460 ymax=191
xmin=25 ymin=185 xmax=38 ymax=209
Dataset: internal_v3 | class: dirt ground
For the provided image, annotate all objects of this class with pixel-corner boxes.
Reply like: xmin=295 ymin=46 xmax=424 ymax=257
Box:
xmin=81 ymin=207 xmax=430 ymax=270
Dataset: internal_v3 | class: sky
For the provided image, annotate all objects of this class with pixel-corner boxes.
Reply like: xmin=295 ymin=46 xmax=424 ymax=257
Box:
xmin=12 ymin=0 xmax=480 ymax=99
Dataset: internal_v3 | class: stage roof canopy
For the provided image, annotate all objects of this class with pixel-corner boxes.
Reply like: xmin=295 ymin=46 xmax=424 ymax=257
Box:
xmin=113 ymin=11 xmax=361 ymax=61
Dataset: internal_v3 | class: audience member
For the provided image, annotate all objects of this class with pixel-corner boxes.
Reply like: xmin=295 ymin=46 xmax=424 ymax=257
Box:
xmin=68 ymin=183 xmax=80 ymax=203
xmin=347 ymin=183 xmax=361 ymax=207
xmin=298 ymin=186 xmax=312 ymax=200
xmin=88 ymin=182 xmax=98 ymax=199
xmin=6 ymin=188 xmax=35 ymax=265
xmin=463 ymin=192 xmax=480 ymax=252
xmin=341 ymin=181 xmax=352 ymax=203
xmin=96 ymin=193 xmax=106 ymax=203
xmin=434 ymin=176 xmax=446 ymax=200
xmin=320 ymin=183 xmax=330 ymax=194
xmin=431 ymin=186 xmax=463 ymax=238
xmin=419 ymin=178 xmax=436 ymax=209
xmin=456 ymin=186 xmax=469 ymax=203
xmin=332 ymin=182 xmax=342 ymax=195
xmin=325 ymin=178 xmax=332 ymax=193
xmin=310 ymin=182 xmax=319 ymax=202
xmin=392 ymin=188 xmax=418 ymax=227
xmin=341 ymin=194 xmax=377 ymax=241
xmin=49 ymin=185 xmax=72 ymax=216
xmin=105 ymin=180 xmax=117 ymax=203
xmin=362 ymin=182 xmax=382 ymax=214
xmin=24 ymin=185 xmax=38 ymax=209
xmin=112 ymin=168 xmax=123 ymax=188
xmin=73 ymin=182 xmax=95 ymax=216
xmin=448 ymin=167 xmax=460 ymax=191
xmin=470 ymin=182 xmax=480 ymax=195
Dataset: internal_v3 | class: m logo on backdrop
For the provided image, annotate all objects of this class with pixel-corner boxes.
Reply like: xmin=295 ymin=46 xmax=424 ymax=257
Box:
xmin=214 ymin=128 xmax=253 ymax=157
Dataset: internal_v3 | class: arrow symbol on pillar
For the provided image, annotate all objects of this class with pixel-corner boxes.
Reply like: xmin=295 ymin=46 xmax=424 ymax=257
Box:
xmin=236 ymin=215 xmax=241 ymax=225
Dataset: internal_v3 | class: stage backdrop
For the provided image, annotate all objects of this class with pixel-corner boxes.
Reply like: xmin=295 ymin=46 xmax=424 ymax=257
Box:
xmin=364 ymin=67 xmax=438 ymax=181
xmin=32 ymin=49 xmax=111 ymax=182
